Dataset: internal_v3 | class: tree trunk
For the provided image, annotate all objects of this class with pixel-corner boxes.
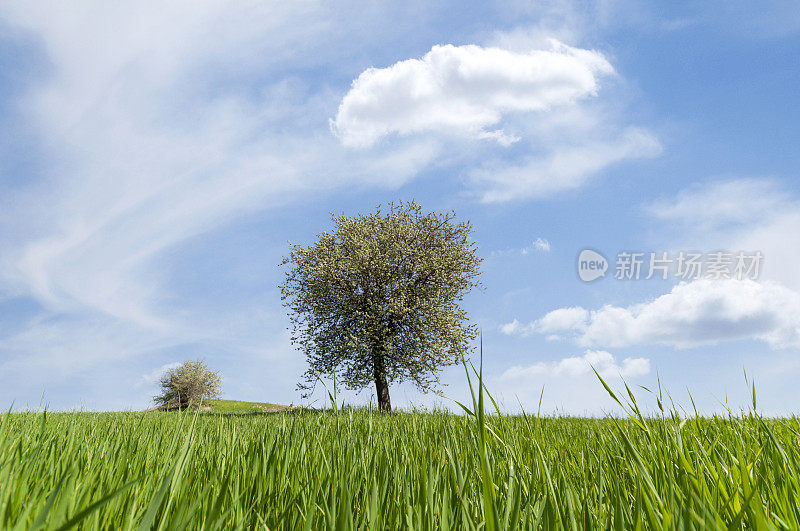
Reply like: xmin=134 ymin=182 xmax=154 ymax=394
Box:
xmin=372 ymin=350 xmax=392 ymax=412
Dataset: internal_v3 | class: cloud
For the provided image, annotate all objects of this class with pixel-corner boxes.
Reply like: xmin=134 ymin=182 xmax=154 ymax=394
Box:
xmin=329 ymin=33 xmax=660 ymax=203
xmin=646 ymin=178 xmax=800 ymax=292
xmin=501 ymin=349 xmax=650 ymax=380
xmin=140 ymin=361 xmax=181 ymax=387
xmin=471 ymin=126 xmax=661 ymax=202
xmin=0 ymin=2 xmax=449 ymax=410
xmin=524 ymin=238 xmax=551 ymax=254
xmin=504 ymin=179 xmax=800 ymax=354
xmin=500 ymin=319 xmax=524 ymax=335
xmin=0 ymin=4 xmax=444 ymax=331
xmin=499 ymin=178 xmax=800 ymax=369
xmin=491 ymin=237 xmax=551 ymax=258
xmin=519 ymin=279 xmax=800 ymax=349
xmin=501 ymin=306 xmax=588 ymax=336
xmin=331 ymin=39 xmax=614 ymax=148
xmin=648 ymin=178 xmax=792 ymax=232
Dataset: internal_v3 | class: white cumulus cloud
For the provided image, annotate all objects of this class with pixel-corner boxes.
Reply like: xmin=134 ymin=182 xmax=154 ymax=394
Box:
xmin=520 ymin=279 xmax=800 ymax=349
xmin=331 ymin=40 xmax=614 ymax=148
xmin=501 ymin=349 xmax=650 ymax=380
xmin=501 ymin=306 xmax=588 ymax=337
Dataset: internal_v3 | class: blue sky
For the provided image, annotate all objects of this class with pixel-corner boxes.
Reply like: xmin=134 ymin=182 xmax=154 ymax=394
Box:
xmin=1 ymin=1 xmax=799 ymax=414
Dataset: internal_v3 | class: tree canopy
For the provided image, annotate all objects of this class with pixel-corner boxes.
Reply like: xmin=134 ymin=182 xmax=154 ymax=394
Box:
xmin=280 ymin=201 xmax=482 ymax=411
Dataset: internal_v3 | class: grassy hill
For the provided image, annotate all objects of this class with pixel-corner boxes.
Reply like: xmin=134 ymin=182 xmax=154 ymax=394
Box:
xmin=201 ymin=399 xmax=288 ymax=413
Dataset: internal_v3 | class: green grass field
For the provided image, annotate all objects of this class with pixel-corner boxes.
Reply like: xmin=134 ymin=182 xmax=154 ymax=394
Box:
xmin=3 ymin=371 xmax=800 ymax=530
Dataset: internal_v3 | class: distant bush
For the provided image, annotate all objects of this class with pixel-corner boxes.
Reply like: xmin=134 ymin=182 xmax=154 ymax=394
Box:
xmin=153 ymin=359 xmax=222 ymax=410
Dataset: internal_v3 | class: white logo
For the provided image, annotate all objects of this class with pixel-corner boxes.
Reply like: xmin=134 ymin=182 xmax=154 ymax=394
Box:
xmin=578 ymin=249 xmax=608 ymax=282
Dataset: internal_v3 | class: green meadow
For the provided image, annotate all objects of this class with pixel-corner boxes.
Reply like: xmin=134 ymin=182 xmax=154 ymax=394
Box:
xmin=3 ymin=372 xmax=800 ymax=530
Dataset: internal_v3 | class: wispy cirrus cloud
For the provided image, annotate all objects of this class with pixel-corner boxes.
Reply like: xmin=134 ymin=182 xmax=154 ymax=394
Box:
xmin=491 ymin=237 xmax=551 ymax=258
xmin=0 ymin=2 xmax=445 ymax=409
xmin=139 ymin=362 xmax=181 ymax=387
xmin=647 ymin=178 xmax=800 ymax=292
xmin=471 ymin=126 xmax=661 ymax=202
